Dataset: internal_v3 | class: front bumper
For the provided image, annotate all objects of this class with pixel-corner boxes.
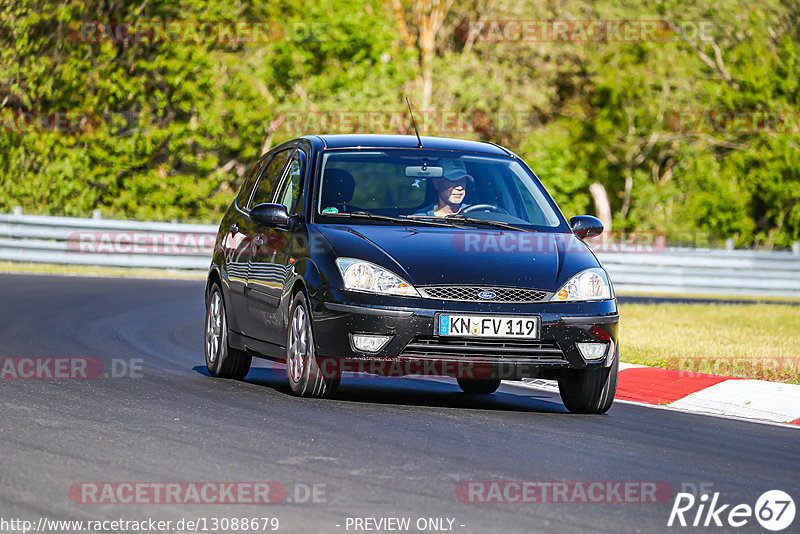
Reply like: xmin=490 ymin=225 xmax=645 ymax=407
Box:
xmin=311 ymin=288 xmax=618 ymax=380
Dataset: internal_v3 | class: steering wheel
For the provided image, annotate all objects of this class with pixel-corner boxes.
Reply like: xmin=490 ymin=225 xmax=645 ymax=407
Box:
xmin=462 ymin=204 xmax=509 ymax=215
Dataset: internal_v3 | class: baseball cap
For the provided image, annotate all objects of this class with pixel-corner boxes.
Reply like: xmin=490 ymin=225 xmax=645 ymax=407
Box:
xmin=440 ymin=159 xmax=474 ymax=182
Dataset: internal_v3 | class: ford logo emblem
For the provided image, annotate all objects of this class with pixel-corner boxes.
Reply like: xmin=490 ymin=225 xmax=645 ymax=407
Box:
xmin=477 ymin=291 xmax=496 ymax=300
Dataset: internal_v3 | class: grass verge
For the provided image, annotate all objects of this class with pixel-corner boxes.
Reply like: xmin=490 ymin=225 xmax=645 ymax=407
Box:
xmin=619 ymin=303 xmax=800 ymax=383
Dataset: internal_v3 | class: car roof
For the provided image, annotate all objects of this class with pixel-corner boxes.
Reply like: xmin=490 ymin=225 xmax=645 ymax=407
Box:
xmin=303 ymin=134 xmax=512 ymax=156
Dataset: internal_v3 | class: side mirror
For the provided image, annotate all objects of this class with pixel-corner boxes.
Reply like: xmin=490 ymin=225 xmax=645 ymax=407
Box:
xmin=570 ymin=215 xmax=604 ymax=239
xmin=250 ymin=203 xmax=291 ymax=228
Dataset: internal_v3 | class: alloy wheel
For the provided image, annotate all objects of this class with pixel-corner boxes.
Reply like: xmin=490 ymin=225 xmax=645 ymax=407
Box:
xmin=288 ymin=304 xmax=308 ymax=382
xmin=206 ymin=291 xmax=222 ymax=364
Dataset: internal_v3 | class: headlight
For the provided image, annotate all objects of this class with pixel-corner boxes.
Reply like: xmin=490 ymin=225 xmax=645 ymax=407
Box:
xmin=551 ymin=268 xmax=612 ymax=302
xmin=335 ymin=258 xmax=419 ymax=297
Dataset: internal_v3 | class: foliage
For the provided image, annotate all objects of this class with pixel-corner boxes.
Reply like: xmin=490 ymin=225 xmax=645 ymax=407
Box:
xmin=1 ymin=0 xmax=798 ymax=248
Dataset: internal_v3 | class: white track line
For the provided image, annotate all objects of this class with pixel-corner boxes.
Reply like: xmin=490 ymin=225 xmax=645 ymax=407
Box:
xmin=504 ymin=380 xmax=800 ymax=430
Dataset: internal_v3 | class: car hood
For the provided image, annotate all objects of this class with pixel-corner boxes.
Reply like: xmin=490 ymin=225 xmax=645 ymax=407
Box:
xmin=315 ymin=224 xmax=601 ymax=291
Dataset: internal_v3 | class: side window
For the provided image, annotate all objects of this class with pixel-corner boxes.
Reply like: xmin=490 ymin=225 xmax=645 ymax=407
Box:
xmin=249 ymin=148 xmax=293 ymax=209
xmin=236 ymin=156 xmax=268 ymax=207
xmin=275 ymin=152 xmax=304 ymax=213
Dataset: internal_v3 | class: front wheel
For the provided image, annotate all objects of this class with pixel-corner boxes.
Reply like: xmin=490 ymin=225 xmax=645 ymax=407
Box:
xmin=286 ymin=292 xmax=340 ymax=398
xmin=457 ymin=378 xmax=501 ymax=394
xmin=558 ymin=356 xmax=618 ymax=414
xmin=205 ymin=283 xmax=251 ymax=379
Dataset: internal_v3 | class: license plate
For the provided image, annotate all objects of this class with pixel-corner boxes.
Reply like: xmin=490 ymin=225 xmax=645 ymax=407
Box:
xmin=437 ymin=314 xmax=540 ymax=339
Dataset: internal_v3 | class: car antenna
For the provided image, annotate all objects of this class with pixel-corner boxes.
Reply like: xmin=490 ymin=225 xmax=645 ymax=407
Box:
xmin=405 ymin=97 xmax=423 ymax=148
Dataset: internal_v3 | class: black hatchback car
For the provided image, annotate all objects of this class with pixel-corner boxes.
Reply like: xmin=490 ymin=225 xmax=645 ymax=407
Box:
xmin=205 ymin=134 xmax=619 ymax=414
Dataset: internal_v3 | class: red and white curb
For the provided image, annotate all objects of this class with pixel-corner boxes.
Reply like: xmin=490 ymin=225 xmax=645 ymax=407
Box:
xmin=514 ymin=363 xmax=800 ymax=426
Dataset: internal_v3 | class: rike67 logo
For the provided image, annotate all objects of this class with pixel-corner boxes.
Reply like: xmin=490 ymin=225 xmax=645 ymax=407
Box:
xmin=668 ymin=490 xmax=795 ymax=531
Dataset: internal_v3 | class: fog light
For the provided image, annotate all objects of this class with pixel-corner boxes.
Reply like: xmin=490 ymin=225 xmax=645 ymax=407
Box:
xmin=577 ymin=342 xmax=607 ymax=361
xmin=351 ymin=334 xmax=391 ymax=353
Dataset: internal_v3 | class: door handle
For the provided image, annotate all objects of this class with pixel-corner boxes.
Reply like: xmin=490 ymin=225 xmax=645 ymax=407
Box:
xmin=230 ymin=223 xmax=239 ymax=234
xmin=253 ymin=235 xmax=264 ymax=247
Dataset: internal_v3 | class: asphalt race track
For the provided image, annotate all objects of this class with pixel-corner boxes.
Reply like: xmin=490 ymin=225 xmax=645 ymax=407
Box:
xmin=1 ymin=273 xmax=798 ymax=534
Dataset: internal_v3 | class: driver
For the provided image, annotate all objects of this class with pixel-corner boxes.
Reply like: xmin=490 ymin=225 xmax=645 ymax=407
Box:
xmin=416 ymin=159 xmax=474 ymax=216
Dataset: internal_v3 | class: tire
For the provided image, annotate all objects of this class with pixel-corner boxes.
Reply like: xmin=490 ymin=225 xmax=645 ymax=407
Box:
xmin=286 ymin=292 xmax=340 ymax=398
xmin=205 ymin=282 xmax=251 ymax=380
xmin=558 ymin=356 xmax=618 ymax=414
xmin=457 ymin=378 xmax=501 ymax=394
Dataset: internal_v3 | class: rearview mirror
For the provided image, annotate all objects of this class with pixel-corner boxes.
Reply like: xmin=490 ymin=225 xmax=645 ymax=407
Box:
xmin=570 ymin=215 xmax=604 ymax=239
xmin=250 ymin=203 xmax=291 ymax=228
xmin=405 ymin=165 xmax=442 ymax=178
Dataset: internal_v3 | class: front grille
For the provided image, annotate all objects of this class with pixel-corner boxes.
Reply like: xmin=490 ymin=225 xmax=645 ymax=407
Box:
xmin=399 ymin=336 xmax=566 ymax=364
xmin=418 ymin=286 xmax=549 ymax=303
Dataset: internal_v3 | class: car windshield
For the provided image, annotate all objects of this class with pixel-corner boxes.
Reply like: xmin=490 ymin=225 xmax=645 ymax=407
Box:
xmin=315 ymin=149 xmax=566 ymax=230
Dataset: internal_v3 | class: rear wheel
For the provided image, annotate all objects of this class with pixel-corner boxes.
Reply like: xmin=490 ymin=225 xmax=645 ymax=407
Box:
xmin=558 ymin=356 xmax=618 ymax=414
xmin=286 ymin=292 xmax=340 ymax=398
xmin=457 ymin=378 xmax=501 ymax=394
xmin=205 ymin=283 xmax=251 ymax=379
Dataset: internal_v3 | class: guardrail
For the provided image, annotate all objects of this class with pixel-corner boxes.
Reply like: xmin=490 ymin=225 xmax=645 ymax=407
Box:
xmin=596 ymin=249 xmax=800 ymax=298
xmin=0 ymin=210 xmax=216 ymax=270
xmin=1 ymin=210 xmax=799 ymax=297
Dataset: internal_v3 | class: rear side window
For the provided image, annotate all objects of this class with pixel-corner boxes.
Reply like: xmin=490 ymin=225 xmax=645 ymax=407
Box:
xmin=236 ymin=157 xmax=268 ymax=207
xmin=249 ymin=148 xmax=293 ymax=209
xmin=275 ymin=153 xmax=304 ymax=214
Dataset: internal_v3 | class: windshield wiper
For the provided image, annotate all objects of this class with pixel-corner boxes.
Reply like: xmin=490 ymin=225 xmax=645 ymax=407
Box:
xmin=325 ymin=211 xmax=458 ymax=228
xmin=446 ymin=214 xmax=531 ymax=232
xmin=408 ymin=214 xmax=530 ymax=232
